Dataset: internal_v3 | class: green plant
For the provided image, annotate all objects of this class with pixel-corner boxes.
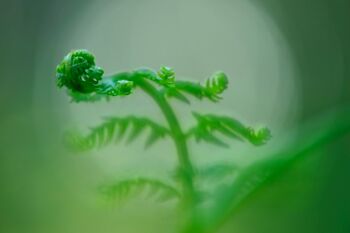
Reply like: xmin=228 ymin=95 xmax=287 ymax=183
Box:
xmin=56 ymin=49 xmax=350 ymax=233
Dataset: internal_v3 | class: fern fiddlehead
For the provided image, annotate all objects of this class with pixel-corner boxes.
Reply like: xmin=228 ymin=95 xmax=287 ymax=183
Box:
xmin=56 ymin=49 xmax=134 ymax=102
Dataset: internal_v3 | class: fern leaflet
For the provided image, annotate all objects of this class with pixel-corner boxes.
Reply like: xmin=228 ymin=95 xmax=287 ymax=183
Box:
xmin=187 ymin=112 xmax=271 ymax=147
xmin=100 ymin=177 xmax=181 ymax=204
xmin=66 ymin=116 xmax=170 ymax=151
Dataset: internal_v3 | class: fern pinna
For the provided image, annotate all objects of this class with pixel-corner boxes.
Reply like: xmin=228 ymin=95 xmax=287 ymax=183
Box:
xmin=56 ymin=49 xmax=271 ymax=233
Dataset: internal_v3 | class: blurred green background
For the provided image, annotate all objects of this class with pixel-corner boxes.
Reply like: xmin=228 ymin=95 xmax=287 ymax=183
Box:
xmin=0 ymin=0 xmax=349 ymax=232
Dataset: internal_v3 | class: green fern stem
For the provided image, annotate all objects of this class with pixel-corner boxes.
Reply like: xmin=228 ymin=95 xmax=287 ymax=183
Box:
xmin=108 ymin=72 xmax=197 ymax=220
xmin=135 ymin=77 xmax=196 ymax=202
xmin=135 ymin=75 xmax=198 ymax=232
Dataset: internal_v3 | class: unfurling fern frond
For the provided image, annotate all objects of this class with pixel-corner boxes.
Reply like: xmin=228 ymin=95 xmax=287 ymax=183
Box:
xmin=100 ymin=178 xmax=181 ymax=204
xmin=66 ymin=116 xmax=170 ymax=151
xmin=133 ymin=67 xmax=175 ymax=88
xmin=165 ymin=72 xmax=229 ymax=103
xmin=55 ymin=50 xmax=275 ymax=232
xmin=204 ymin=72 xmax=228 ymax=97
xmin=187 ymin=112 xmax=271 ymax=147
xmin=56 ymin=50 xmax=135 ymax=100
xmin=97 ymin=79 xmax=134 ymax=96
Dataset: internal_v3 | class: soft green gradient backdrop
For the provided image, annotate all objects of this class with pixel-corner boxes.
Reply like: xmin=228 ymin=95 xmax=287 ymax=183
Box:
xmin=0 ymin=0 xmax=349 ymax=233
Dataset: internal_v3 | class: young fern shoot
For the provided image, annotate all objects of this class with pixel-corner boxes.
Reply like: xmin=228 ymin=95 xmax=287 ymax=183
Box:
xmin=56 ymin=49 xmax=271 ymax=233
